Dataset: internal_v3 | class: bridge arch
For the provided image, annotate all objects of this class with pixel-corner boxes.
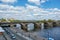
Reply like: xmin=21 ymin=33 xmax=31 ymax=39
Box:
xmin=44 ymin=22 xmax=48 ymax=29
xmin=27 ymin=23 xmax=34 ymax=31
xmin=52 ymin=22 xmax=57 ymax=27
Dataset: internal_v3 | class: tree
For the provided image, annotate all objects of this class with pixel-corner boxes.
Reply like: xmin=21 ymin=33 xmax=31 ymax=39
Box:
xmin=40 ymin=19 xmax=47 ymax=23
xmin=1 ymin=18 xmax=6 ymax=22
xmin=8 ymin=19 xmax=14 ymax=22
xmin=47 ymin=19 xmax=54 ymax=22
xmin=8 ymin=19 xmax=21 ymax=22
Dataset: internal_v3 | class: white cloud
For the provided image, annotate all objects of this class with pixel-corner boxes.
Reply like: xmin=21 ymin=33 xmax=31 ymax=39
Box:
xmin=41 ymin=0 xmax=48 ymax=3
xmin=0 ymin=0 xmax=17 ymax=3
xmin=0 ymin=4 xmax=60 ymax=20
xmin=26 ymin=4 xmax=60 ymax=20
xmin=28 ymin=0 xmax=48 ymax=5
xmin=28 ymin=0 xmax=40 ymax=5
xmin=26 ymin=15 xmax=32 ymax=16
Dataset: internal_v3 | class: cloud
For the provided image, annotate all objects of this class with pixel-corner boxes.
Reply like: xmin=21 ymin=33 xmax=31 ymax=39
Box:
xmin=28 ymin=0 xmax=40 ymax=5
xmin=28 ymin=0 xmax=48 ymax=5
xmin=41 ymin=0 xmax=48 ymax=3
xmin=25 ymin=4 xmax=60 ymax=20
xmin=0 ymin=0 xmax=17 ymax=3
xmin=0 ymin=4 xmax=60 ymax=20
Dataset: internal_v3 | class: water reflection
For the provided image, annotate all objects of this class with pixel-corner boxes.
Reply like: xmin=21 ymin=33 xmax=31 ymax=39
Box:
xmin=27 ymin=23 xmax=34 ymax=31
xmin=38 ymin=27 xmax=60 ymax=40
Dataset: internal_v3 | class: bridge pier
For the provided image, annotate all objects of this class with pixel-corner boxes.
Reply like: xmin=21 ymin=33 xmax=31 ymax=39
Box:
xmin=41 ymin=23 xmax=44 ymax=30
xmin=44 ymin=22 xmax=54 ymax=29
xmin=20 ymin=23 xmax=28 ymax=31
xmin=52 ymin=22 xmax=57 ymax=27
xmin=34 ymin=23 xmax=41 ymax=30
xmin=10 ymin=23 xmax=16 ymax=27
xmin=47 ymin=22 xmax=53 ymax=28
xmin=57 ymin=21 xmax=60 ymax=27
xmin=44 ymin=22 xmax=49 ymax=29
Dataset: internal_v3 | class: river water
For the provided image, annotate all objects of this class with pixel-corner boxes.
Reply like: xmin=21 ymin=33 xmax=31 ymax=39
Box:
xmin=16 ymin=24 xmax=60 ymax=40
xmin=37 ymin=27 xmax=60 ymax=40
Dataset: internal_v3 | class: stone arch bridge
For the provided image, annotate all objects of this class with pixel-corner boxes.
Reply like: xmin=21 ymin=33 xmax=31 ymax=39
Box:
xmin=0 ymin=21 xmax=60 ymax=31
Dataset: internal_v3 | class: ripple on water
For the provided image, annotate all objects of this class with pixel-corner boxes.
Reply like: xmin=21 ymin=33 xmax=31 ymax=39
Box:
xmin=37 ymin=27 xmax=60 ymax=40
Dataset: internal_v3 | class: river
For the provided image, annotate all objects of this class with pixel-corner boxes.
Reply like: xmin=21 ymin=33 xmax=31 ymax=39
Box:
xmin=37 ymin=27 xmax=60 ymax=40
xmin=16 ymin=24 xmax=60 ymax=40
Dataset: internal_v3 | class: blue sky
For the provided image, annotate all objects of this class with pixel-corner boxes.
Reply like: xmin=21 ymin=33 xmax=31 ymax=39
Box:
xmin=0 ymin=0 xmax=60 ymax=20
xmin=0 ymin=0 xmax=59 ymax=9
xmin=41 ymin=0 xmax=60 ymax=9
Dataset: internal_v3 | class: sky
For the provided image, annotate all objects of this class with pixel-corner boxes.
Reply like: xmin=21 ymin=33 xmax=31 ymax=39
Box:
xmin=0 ymin=0 xmax=60 ymax=20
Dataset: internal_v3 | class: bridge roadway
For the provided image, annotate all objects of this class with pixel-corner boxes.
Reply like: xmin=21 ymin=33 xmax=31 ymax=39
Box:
xmin=4 ymin=27 xmax=27 ymax=40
